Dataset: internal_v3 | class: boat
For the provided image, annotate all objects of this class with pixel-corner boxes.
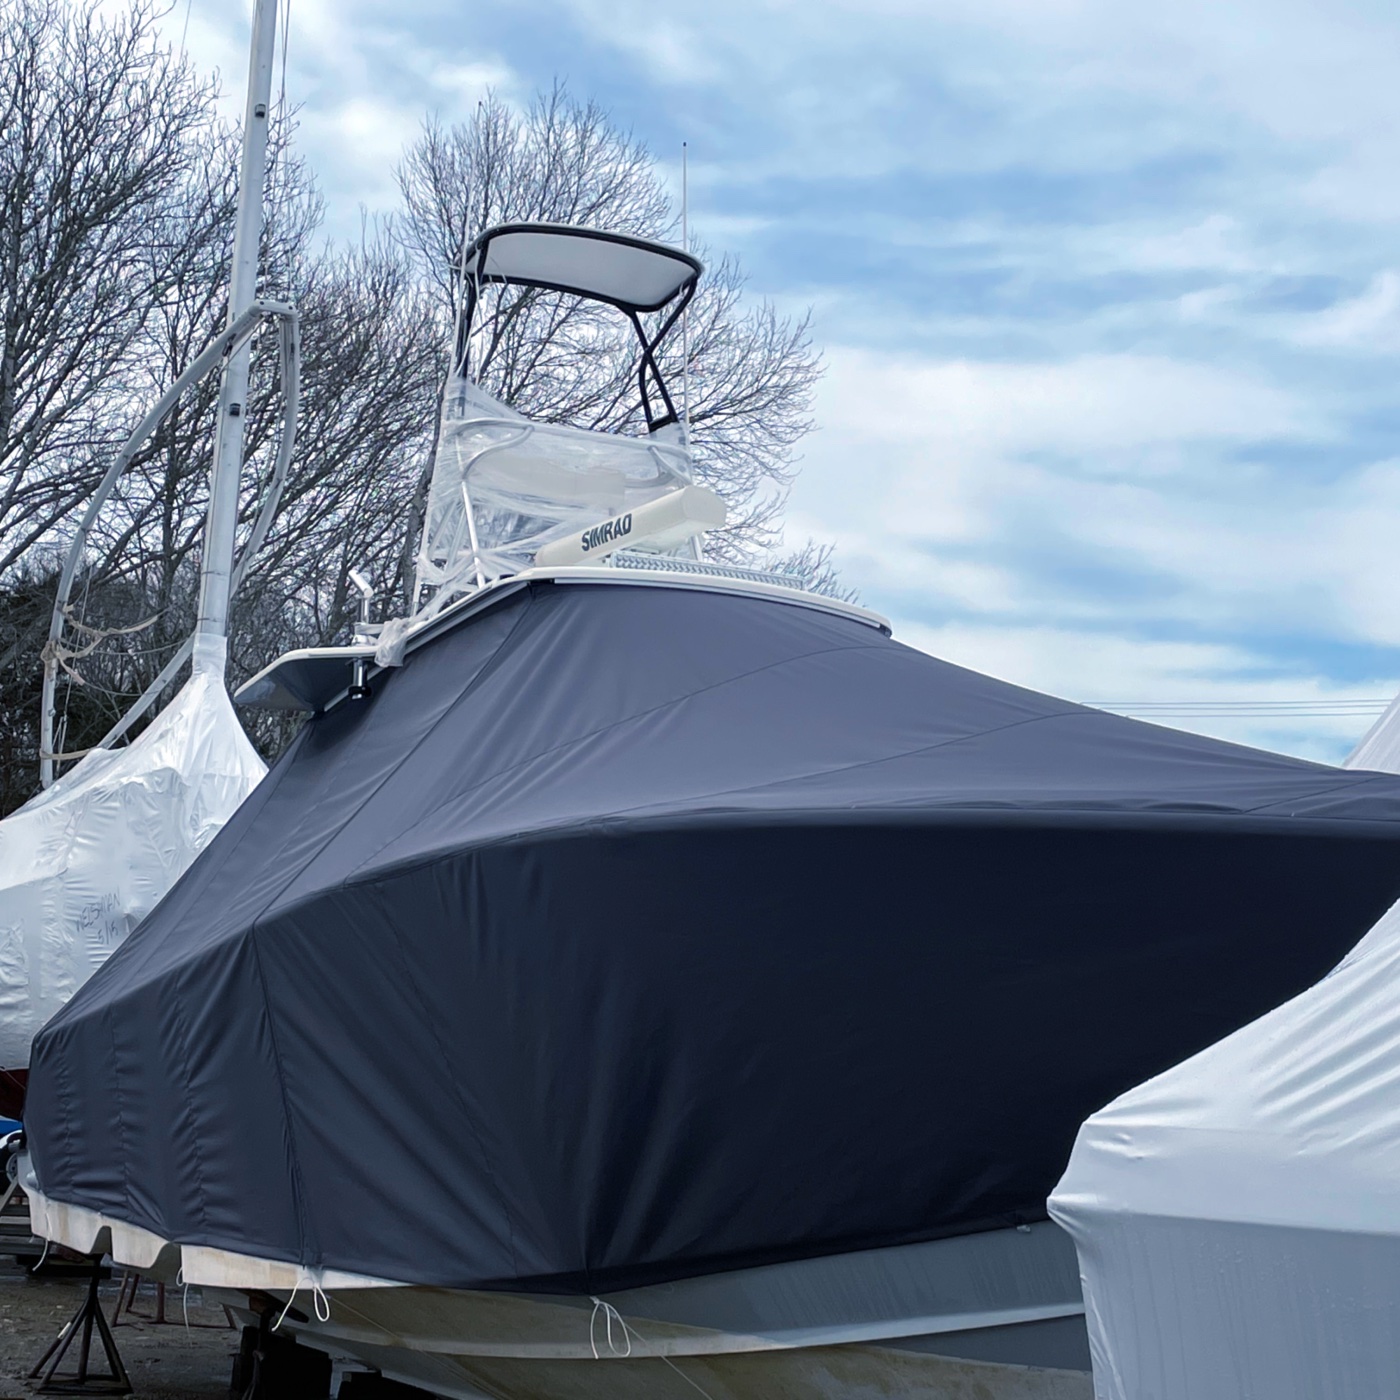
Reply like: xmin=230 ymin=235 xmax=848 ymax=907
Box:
xmin=0 ymin=0 xmax=295 ymax=1098
xmin=21 ymin=196 xmax=1400 ymax=1395
xmin=1048 ymin=694 xmax=1400 ymax=1400
xmin=0 ymin=660 xmax=266 ymax=1077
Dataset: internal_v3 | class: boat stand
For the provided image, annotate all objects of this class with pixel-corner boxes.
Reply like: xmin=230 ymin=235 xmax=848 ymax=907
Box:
xmin=28 ymin=1257 xmax=132 ymax=1395
xmin=112 ymin=1268 xmax=235 ymax=1329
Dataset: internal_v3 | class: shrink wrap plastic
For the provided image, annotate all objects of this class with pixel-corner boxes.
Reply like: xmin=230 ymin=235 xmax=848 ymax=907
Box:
xmin=1049 ymin=700 xmax=1400 ymax=1400
xmin=0 ymin=651 xmax=264 ymax=1069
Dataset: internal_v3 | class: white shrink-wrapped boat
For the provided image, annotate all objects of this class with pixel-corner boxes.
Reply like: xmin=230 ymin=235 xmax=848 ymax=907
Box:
xmin=1049 ymin=693 xmax=1400 ymax=1400
xmin=0 ymin=642 xmax=264 ymax=1070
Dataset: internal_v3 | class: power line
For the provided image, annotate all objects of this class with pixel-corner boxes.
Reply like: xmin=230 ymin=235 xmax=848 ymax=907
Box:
xmin=1088 ymin=698 xmax=1392 ymax=719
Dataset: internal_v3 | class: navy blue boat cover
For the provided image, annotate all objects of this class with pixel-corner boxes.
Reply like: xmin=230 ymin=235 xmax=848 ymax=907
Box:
xmin=26 ymin=581 xmax=1400 ymax=1291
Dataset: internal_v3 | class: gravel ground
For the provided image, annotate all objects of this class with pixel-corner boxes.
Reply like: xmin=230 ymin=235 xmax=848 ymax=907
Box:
xmin=0 ymin=1256 xmax=236 ymax=1399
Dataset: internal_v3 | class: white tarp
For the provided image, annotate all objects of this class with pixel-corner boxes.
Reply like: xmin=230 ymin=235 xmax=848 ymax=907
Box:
xmin=1049 ymin=712 xmax=1400 ymax=1400
xmin=0 ymin=642 xmax=265 ymax=1069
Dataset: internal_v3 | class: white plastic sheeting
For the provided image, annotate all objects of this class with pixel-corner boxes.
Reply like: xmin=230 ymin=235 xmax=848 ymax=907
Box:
xmin=416 ymin=379 xmax=692 ymax=600
xmin=0 ymin=641 xmax=264 ymax=1069
xmin=1049 ymin=712 xmax=1400 ymax=1400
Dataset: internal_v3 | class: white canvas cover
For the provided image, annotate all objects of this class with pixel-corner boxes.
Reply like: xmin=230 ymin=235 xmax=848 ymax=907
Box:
xmin=0 ymin=639 xmax=265 ymax=1069
xmin=416 ymin=378 xmax=692 ymax=598
xmin=1049 ymin=711 xmax=1400 ymax=1400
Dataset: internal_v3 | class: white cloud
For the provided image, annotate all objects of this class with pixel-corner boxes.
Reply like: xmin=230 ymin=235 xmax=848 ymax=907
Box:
xmin=544 ymin=0 xmax=1400 ymax=195
xmin=428 ymin=59 xmax=517 ymax=97
xmin=795 ymin=347 xmax=1318 ymax=574
xmin=790 ymin=344 xmax=1400 ymax=676
xmin=296 ymin=94 xmax=425 ymax=213
xmin=1293 ymin=271 xmax=1400 ymax=352
xmin=160 ymin=1 xmax=520 ymax=238
xmin=820 ymin=348 xmax=1313 ymax=461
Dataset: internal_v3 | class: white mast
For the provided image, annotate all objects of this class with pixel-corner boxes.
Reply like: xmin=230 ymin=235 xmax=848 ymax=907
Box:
xmin=194 ymin=0 xmax=280 ymax=675
xmin=681 ymin=141 xmax=690 ymax=441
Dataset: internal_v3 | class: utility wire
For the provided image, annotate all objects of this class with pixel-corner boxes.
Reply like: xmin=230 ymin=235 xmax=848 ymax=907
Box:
xmin=1089 ymin=698 xmax=1392 ymax=718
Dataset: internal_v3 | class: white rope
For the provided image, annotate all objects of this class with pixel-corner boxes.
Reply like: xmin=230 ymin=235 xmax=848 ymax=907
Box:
xmin=62 ymin=607 xmax=161 ymax=640
xmin=272 ymin=1283 xmax=300 ymax=1331
xmin=40 ymin=608 xmax=163 ymax=707
xmin=171 ymin=1263 xmax=190 ymax=1332
xmin=588 ymin=1296 xmax=631 ymax=1359
xmin=586 ymin=1296 xmax=718 ymax=1399
xmin=271 ymin=1271 xmax=331 ymax=1330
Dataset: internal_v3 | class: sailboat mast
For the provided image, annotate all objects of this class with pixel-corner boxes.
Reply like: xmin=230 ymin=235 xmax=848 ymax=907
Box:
xmin=194 ymin=0 xmax=280 ymax=673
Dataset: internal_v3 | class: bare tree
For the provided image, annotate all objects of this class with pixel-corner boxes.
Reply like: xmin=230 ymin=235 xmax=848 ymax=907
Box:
xmin=0 ymin=2 xmax=440 ymax=804
xmin=0 ymin=0 xmax=217 ymax=575
xmin=0 ymin=40 xmax=840 ymax=813
xmin=40 ymin=189 xmax=443 ymax=777
xmin=396 ymin=88 xmax=824 ymax=565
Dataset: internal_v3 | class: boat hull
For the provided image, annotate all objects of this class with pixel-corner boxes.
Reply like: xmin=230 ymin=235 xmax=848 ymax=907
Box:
xmin=238 ymin=1323 xmax=1093 ymax=1400
xmin=25 ymin=1170 xmax=1089 ymax=1398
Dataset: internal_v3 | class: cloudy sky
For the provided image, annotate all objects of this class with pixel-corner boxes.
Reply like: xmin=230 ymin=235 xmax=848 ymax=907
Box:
xmin=172 ymin=0 xmax=1400 ymax=760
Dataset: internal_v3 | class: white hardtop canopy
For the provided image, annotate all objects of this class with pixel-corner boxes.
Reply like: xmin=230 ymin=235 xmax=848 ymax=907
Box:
xmin=460 ymin=223 xmax=702 ymax=313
